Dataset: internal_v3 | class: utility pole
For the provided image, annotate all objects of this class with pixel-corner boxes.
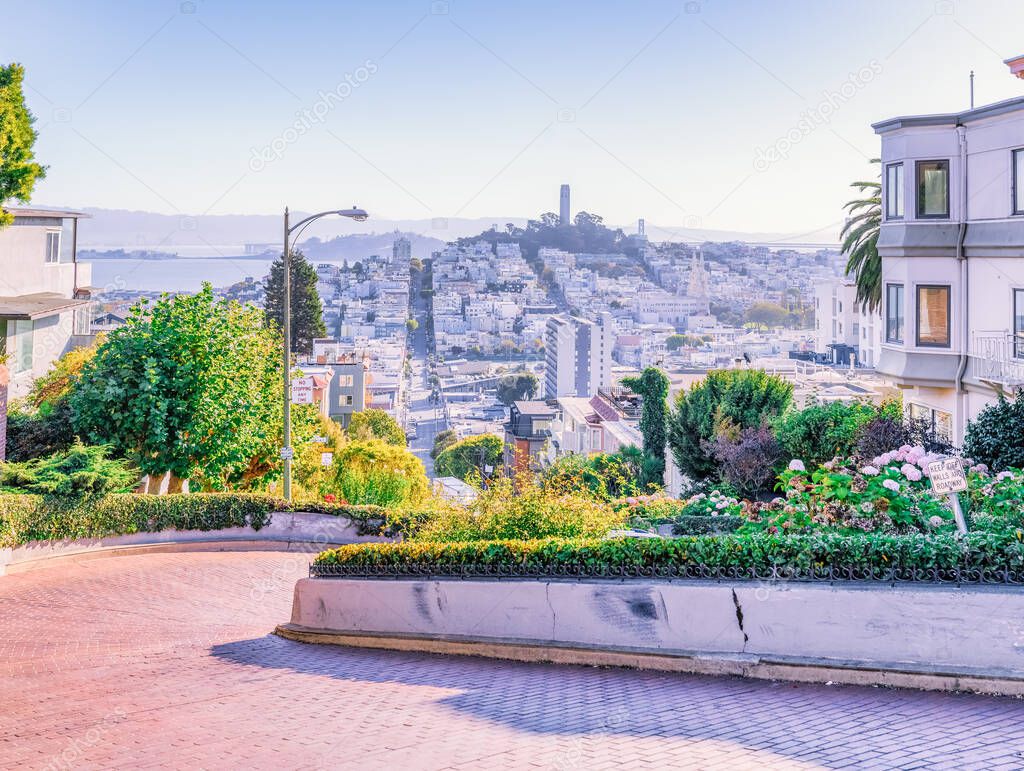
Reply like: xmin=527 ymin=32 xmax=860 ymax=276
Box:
xmin=282 ymin=207 xmax=293 ymax=500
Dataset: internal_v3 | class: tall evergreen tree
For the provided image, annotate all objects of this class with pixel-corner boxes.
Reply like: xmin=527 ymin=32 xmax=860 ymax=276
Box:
xmin=264 ymin=249 xmax=327 ymax=355
xmin=620 ymin=367 xmax=670 ymax=488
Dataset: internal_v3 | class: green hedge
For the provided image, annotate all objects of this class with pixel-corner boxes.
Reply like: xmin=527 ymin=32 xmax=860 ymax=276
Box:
xmin=0 ymin=493 xmax=387 ymax=548
xmin=313 ymin=531 xmax=1024 ymax=579
xmin=670 ymin=515 xmax=743 ymax=536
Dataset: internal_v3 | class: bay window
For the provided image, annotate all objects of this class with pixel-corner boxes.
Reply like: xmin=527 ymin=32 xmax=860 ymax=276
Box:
xmin=1014 ymin=149 xmax=1024 ymax=215
xmin=885 ymin=162 xmax=904 ymax=219
xmin=916 ymin=285 xmax=950 ymax=347
xmin=885 ymin=283 xmax=904 ymax=343
xmin=916 ymin=160 xmax=949 ymax=218
xmin=1014 ymin=288 xmax=1024 ymax=358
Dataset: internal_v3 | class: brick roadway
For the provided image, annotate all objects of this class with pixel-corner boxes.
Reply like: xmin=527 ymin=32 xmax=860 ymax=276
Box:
xmin=2 ymin=553 xmax=1024 ymax=770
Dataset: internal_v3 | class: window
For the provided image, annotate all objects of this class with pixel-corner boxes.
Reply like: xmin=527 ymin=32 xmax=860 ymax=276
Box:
xmin=916 ymin=285 xmax=951 ymax=347
xmin=1014 ymin=288 xmax=1024 ymax=359
xmin=916 ymin=160 xmax=949 ymax=218
xmin=337 ymin=374 xmax=354 ymax=387
xmin=12 ymin=320 xmax=33 ymax=373
xmin=1014 ymin=149 xmax=1024 ymax=215
xmin=340 ymin=394 xmax=353 ymax=406
xmin=73 ymin=306 xmax=91 ymax=336
xmin=45 ymin=231 xmax=61 ymax=264
xmin=909 ymin=403 xmax=952 ymax=443
xmin=885 ymin=284 xmax=904 ymax=343
xmin=885 ymin=162 xmax=904 ymax=219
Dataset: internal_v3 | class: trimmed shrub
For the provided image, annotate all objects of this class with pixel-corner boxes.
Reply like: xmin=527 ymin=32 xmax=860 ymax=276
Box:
xmin=964 ymin=394 xmax=1024 ymax=472
xmin=671 ymin=515 xmax=744 ymax=536
xmin=313 ymin=531 xmax=1024 ymax=578
xmin=0 ymin=493 xmax=387 ymax=548
xmin=773 ymin=400 xmax=880 ymax=469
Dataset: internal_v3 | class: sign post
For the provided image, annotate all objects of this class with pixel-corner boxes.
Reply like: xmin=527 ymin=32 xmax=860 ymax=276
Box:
xmin=926 ymin=457 xmax=968 ymax=535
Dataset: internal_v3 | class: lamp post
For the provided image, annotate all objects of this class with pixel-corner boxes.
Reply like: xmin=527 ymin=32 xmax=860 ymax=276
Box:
xmin=282 ymin=206 xmax=368 ymax=500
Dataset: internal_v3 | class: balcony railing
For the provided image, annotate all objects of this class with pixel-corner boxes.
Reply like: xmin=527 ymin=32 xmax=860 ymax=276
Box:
xmin=970 ymin=331 xmax=1024 ymax=389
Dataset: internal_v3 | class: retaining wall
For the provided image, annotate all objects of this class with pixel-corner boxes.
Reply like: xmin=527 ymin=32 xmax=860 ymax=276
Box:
xmin=280 ymin=577 xmax=1024 ymax=695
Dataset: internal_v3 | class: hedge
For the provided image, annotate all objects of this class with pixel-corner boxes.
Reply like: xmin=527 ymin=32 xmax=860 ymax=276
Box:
xmin=0 ymin=493 xmax=387 ymax=548
xmin=670 ymin=515 xmax=743 ymax=536
xmin=312 ymin=531 xmax=1024 ymax=581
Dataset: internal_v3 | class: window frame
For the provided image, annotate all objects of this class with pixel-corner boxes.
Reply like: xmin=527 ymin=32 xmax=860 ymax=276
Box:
xmin=45 ymin=231 xmax=61 ymax=264
xmin=885 ymin=162 xmax=904 ymax=220
xmin=915 ymin=284 xmax=952 ymax=348
xmin=1014 ymin=287 xmax=1024 ymax=359
xmin=885 ymin=283 xmax=905 ymax=344
xmin=915 ymin=159 xmax=951 ymax=219
xmin=1013 ymin=148 xmax=1024 ymax=216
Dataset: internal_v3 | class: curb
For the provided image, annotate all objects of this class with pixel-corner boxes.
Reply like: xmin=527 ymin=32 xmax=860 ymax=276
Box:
xmin=274 ymin=623 xmax=1024 ymax=698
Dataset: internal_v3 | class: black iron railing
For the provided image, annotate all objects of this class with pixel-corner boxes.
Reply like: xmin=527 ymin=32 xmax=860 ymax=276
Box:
xmin=309 ymin=561 xmax=1024 ymax=585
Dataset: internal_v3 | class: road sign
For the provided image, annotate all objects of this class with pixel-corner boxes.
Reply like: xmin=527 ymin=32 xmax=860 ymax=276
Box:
xmin=927 ymin=458 xmax=967 ymax=494
xmin=291 ymin=377 xmax=314 ymax=405
xmin=312 ymin=435 xmax=328 ymax=444
xmin=279 ymin=446 xmax=294 ymax=461
xmin=320 ymin=451 xmax=334 ymax=466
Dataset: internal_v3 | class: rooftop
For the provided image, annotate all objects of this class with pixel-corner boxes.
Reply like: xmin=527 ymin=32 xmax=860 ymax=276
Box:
xmin=512 ymin=400 xmax=558 ymax=416
xmin=0 ymin=293 xmax=90 ymax=320
xmin=5 ymin=206 xmax=90 ymax=219
xmin=872 ymin=94 xmax=1024 ymax=134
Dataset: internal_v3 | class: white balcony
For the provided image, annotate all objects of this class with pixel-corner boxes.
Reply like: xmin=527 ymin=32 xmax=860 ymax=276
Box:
xmin=970 ymin=331 xmax=1024 ymax=389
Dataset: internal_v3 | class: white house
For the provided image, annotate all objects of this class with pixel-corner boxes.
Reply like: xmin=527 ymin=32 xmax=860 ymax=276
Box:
xmin=0 ymin=207 xmax=93 ymax=399
xmin=873 ymin=56 xmax=1024 ymax=445
xmin=813 ymin=279 xmax=882 ymax=368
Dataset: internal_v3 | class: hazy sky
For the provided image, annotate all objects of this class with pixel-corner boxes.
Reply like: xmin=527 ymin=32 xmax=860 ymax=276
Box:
xmin=5 ymin=0 xmax=1024 ymax=238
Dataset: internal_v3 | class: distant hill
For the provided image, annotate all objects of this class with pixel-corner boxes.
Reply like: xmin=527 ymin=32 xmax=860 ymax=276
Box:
xmin=41 ymin=205 xmax=841 ymax=253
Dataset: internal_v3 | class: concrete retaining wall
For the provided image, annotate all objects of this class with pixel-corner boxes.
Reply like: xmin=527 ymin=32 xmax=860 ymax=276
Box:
xmin=0 ymin=512 xmax=391 ymax=574
xmin=282 ymin=577 xmax=1024 ymax=694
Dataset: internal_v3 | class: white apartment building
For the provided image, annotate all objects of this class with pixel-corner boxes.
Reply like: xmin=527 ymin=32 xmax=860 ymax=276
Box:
xmin=0 ymin=208 xmax=93 ymax=399
xmin=544 ymin=312 xmax=614 ymax=399
xmin=874 ymin=58 xmax=1024 ymax=444
xmin=813 ymin=279 xmax=882 ymax=368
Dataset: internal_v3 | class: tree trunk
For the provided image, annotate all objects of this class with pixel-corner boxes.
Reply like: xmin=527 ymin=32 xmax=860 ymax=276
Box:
xmin=146 ymin=473 xmax=164 ymax=495
xmin=166 ymin=474 xmax=186 ymax=494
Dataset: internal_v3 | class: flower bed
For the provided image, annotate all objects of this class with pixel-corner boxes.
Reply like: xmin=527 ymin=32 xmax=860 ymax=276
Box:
xmin=0 ymin=493 xmax=387 ymax=548
xmin=312 ymin=530 xmax=1024 ymax=582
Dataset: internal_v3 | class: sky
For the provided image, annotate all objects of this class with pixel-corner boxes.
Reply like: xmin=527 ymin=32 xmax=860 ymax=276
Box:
xmin=5 ymin=0 xmax=1024 ymax=240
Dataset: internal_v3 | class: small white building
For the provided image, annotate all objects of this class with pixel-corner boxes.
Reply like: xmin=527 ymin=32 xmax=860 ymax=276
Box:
xmin=813 ymin=279 xmax=882 ymax=368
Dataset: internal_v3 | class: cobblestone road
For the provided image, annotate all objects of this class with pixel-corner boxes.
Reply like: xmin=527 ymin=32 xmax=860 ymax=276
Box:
xmin=2 ymin=551 xmax=1024 ymax=770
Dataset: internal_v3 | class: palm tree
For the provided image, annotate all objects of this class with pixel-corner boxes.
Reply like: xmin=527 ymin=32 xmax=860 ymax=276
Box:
xmin=841 ymin=158 xmax=882 ymax=312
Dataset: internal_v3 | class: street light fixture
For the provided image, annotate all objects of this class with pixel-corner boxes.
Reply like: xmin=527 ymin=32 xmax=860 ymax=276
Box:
xmin=281 ymin=206 xmax=369 ymax=500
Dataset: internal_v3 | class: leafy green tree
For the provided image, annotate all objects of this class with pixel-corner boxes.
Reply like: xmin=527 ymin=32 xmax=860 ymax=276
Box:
xmin=666 ymin=334 xmax=686 ymax=351
xmin=621 ymin=367 xmax=670 ymax=487
xmin=745 ymin=302 xmax=790 ymax=329
xmin=495 ymin=372 xmax=538 ymax=405
xmin=668 ymin=369 xmax=792 ymax=480
xmin=541 ymin=447 xmax=653 ymax=500
xmin=347 ymin=408 xmax=406 ymax=446
xmin=263 ymin=249 xmax=326 ymax=355
xmin=330 ymin=439 xmax=428 ymax=507
xmin=773 ymin=400 xmax=880 ymax=469
xmin=434 ymin=434 xmax=503 ymax=481
xmin=964 ymin=394 xmax=1024 ymax=472
xmin=841 ymin=158 xmax=882 ymax=312
xmin=71 ymin=284 xmax=284 ymax=491
xmin=430 ymin=429 xmax=458 ymax=460
xmin=0 ymin=63 xmax=46 ymax=227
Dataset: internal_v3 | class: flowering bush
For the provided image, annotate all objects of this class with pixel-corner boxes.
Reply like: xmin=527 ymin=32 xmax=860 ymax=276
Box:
xmin=681 ymin=490 xmax=743 ymax=518
xmin=742 ymin=445 xmax=955 ymax=535
xmin=968 ymin=468 xmax=1024 ymax=532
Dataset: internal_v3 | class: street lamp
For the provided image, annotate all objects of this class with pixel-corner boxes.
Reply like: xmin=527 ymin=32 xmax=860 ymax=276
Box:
xmin=281 ymin=206 xmax=368 ymax=500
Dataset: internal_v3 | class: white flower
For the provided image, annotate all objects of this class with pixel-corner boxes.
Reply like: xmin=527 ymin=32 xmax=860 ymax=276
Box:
xmin=860 ymin=465 xmax=879 ymax=476
xmin=860 ymin=501 xmax=874 ymax=513
xmin=882 ymin=479 xmax=900 ymax=492
xmin=928 ymin=515 xmax=944 ymax=528
xmin=970 ymin=463 xmax=989 ymax=475
xmin=997 ymin=470 xmax=1015 ymax=482
xmin=788 ymin=459 xmax=806 ymax=472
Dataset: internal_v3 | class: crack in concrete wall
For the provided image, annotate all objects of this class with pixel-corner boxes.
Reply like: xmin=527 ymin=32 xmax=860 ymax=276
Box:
xmin=731 ymin=588 xmax=749 ymax=650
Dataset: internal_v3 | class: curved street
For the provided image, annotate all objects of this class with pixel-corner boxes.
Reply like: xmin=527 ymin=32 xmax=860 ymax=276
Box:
xmin=2 ymin=551 xmax=1023 ymax=770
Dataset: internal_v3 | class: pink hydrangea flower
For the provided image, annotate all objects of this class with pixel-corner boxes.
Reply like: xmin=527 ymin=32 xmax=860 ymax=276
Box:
xmin=860 ymin=466 xmax=880 ymax=476
xmin=788 ymin=459 xmax=806 ymax=472
xmin=882 ymin=479 xmax=900 ymax=492
xmin=900 ymin=463 xmax=923 ymax=482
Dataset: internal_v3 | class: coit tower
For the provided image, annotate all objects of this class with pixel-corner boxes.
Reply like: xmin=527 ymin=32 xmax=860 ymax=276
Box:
xmin=559 ymin=184 xmax=570 ymax=225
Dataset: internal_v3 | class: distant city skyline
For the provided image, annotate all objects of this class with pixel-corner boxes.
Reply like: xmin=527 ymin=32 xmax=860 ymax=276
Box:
xmin=5 ymin=0 xmax=1024 ymax=237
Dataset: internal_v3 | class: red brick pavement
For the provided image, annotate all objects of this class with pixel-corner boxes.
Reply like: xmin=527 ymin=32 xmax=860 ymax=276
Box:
xmin=2 ymin=551 xmax=1024 ymax=770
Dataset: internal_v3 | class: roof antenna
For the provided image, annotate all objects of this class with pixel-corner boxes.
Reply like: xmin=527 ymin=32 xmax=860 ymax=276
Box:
xmin=970 ymin=69 xmax=975 ymax=108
